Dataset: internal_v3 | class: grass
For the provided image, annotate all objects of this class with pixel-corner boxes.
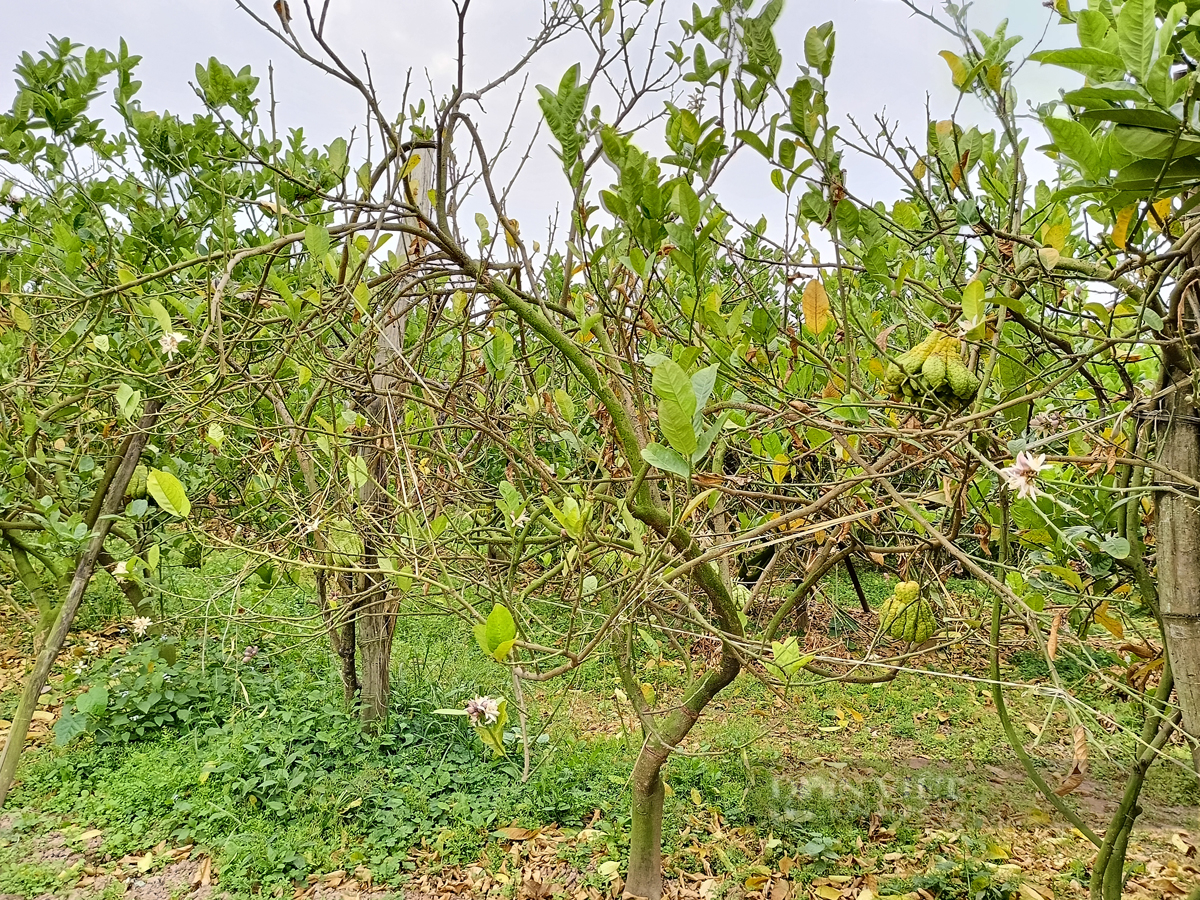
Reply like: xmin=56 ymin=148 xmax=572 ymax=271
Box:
xmin=0 ymin=552 xmax=1196 ymax=899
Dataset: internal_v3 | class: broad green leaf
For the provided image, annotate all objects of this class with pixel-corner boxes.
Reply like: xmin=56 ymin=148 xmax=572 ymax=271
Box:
xmin=673 ymin=181 xmax=701 ymax=229
xmin=1101 ymin=534 xmax=1131 ymax=560
xmin=1035 ymin=564 xmax=1084 ymax=592
xmin=305 ymin=223 xmax=331 ymax=258
xmin=554 ymin=388 xmax=575 ymax=422
xmin=346 ymin=455 xmax=370 ymax=491
xmin=147 ymin=469 xmax=190 ymax=518
xmin=961 ymin=279 xmax=986 ymax=329
xmin=1114 ymin=125 xmax=1200 ymax=159
xmin=484 ymin=604 xmax=517 ymax=651
xmin=641 ymin=442 xmax=691 ymax=478
xmin=804 ymin=27 xmax=829 ymax=76
xmin=691 ymin=363 xmax=720 ymax=413
xmin=1117 ymin=0 xmax=1155 ymax=78
xmin=115 ymin=383 xmax=142 ymax=421
xmin=10 ymin=304 xmax=31 ymax=331
xmin=1044 ymin=117 xmax=1102 ymax=180
xmin=146 ymin=297 xmax=173 ymax=334
xmin=1029 ymin=48 xmax=1125 ymax=72
xmin=491 ymin=639 xmax=516 ymax=663
xmin=652 ymin=359 xmax=698 ymax=456
xmin=1077 ymin=107 xmax=1178 ymax=130
xmin=76 ymin=683 xmax=109 ymax=716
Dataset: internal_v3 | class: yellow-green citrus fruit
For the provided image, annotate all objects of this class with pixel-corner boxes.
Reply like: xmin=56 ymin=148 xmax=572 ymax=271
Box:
xmin=920 ymin=352 xmax=947 ymax=391
xmin=898 ymin=331 xmax=940 ymax=376
xmin=946 ymin=354 xmax=980 ymax=399
xmin=880 ymin=582 xmax=935 ymax=643
xmin=128 ymin=465 xmax=149 ymax=500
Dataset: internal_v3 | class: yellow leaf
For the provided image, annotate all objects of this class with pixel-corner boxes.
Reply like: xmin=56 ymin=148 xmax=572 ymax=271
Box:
xmin=10 ymin=304 xmax=31 ymax=332
xmin=801 ymin=278 xmax=832 ymax=334
xmin=679 ymin=488 xmax=718 ymax=522
xmin=913 ymin=158 xmax=927 ymax=180
xmin=1038 ymin=247 xmax=1060 ymax=271
xmin=985 ymin=64 xmax=1003 ymax=92
xmin=814 ymin=887 xmax=842 ymax=900
xmin=771 ymin=453 xmax=790 ymax=485
xmin=1042 ymin=223 xmax=1067 ymax=251
xmin=939 ymin=50 xmax=969 ymax=88
xmin=744 ymin=875 xmax=770 ymax=891
xmin=691 ymin=787 xmax=703 ymax=806
xmin=503 ymin=217 xmax=520 ymax=249
xmin=1094 ymin=600 xmax=1124 ymax=639
xmin=1148 ymin=197 xmax=1171 ymax=232
xmin=1111 ymin=206 xmax=1134 ymax=250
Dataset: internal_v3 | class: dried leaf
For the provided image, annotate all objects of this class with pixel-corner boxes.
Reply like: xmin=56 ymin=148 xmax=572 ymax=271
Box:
xmin=1054 ymin=726 xmax=1088 ymax=796
xmin=1047 ymin=612 xmax=1062 ymax=660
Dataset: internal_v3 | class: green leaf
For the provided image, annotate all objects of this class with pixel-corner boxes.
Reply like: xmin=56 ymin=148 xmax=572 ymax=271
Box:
xmin=1077 ymin=107 xmax=1179 ymax=130
xmin=1100 ymin=534 xmax=1131 ymax=560
xmin=1117 ymin=0 xmax=1155 ymax=78
xmin=76 ymin=683 xmax=109 ymax=716
xmin=1029 ymin=48 xmax=1125 ymax=72
xmin=485 ymin=604 xmax=517 ymax=652
xmin=115 ymin=383 xmax=142 ymax=421
xmin=691 ymin=364 xmax=720 ymax=413
xmin=1114 ymin=125 xmax=1200 ymax=159
xmin=1044 ymin=117 xmax=1102 ymax=180
xmin=1035 ymin=564 xmax=1084 ymax=592
xmin=641 ymin=443 xmax=691 ymax=479
xmin=961 ymin=279 xmax=987 ymax=338
xmin=346 ymin=455 xmax=370 ymax=492
xmin=652 ymin=359 xmax=698 ymax=456
xmin=673 ymin=181 xmax=701 ymax=229
xmin=554 ymin=388 xmax=575 ymax=422
xmin=1063 ymin=84 xmax=1147 ymax=106
xmin=804 ymin=27 xmax=829 ymax=76
xmin=305 ymin=223 xmax=331 ymax=258
xmin=146 ymin=469 xmax=190 ymax=518
xmin=734 ymin=128 xmax=770 ymax=159
xmin=146 ymin=297 xmax=173 ymax=334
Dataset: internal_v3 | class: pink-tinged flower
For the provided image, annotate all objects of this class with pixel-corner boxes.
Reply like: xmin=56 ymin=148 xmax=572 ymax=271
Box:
xmin=158 ymin=331 xmax=188 ymax=358
xmin=1000 ymin=451 xmax=1047 ymax=500
xmin=465 ymin=695 xmax=500 ymax=726
xmin=131 ymin=616 xmax=153 ymax=637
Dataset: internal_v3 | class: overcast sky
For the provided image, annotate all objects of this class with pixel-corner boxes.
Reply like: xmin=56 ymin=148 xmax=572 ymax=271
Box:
xmin=0 ymin=1 xmax=1075 ymax=244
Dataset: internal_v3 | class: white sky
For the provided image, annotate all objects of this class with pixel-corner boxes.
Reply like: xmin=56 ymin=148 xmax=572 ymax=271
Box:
xmin=0 ymin=1 xmax=1076 ymax=244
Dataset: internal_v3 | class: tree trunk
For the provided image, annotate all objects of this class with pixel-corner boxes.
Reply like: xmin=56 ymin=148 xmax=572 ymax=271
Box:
xmin=1157 ymin=242 xmax=1200 ymax=774
xmin=0 ymin=401 xmax=159 ymax=808
xmin=357 ymin=560 xmax=396 ymax=728
xmin=348 ymin=151 xmax=433 ymax=730
xmin=627 ymin=744 xmax=667 ymax=900
xmin=1156 ymin=384 xmax=1200 ymax=772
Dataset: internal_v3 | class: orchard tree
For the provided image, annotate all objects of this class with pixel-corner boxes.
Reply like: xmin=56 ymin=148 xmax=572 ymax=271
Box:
xmin=0 ymin=3 xmax=1195 ymax=899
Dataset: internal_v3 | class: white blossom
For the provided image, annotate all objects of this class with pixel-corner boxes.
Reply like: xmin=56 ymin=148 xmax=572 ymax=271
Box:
xmin=131 ymin=616 xmax=153 ymax=637
xmin=465 ymin=695 xmax=500 ymax=726
xmin=158 ymin=331 xmax=188 ymax=358
xmin=1000 ymin=451 xmax=1047 ymax=500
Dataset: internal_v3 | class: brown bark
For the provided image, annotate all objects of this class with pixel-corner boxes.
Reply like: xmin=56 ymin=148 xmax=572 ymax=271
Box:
xmin=1156 ymin=384 xmax=1200 ymax=772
